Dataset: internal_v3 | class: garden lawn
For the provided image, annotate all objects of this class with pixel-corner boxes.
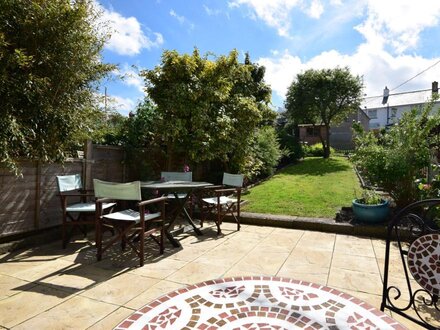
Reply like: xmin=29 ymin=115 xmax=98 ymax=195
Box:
xmin=242 ymin=156 xmax=361 ymax=218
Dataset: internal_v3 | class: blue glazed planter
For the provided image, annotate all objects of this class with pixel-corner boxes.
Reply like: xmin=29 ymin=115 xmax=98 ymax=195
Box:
xmin=352 ymin=199 xmax=390 ymax=223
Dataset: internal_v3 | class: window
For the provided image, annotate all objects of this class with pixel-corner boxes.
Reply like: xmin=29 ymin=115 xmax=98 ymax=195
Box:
xmin=368 ymin=109 xmax=377 ymax=119
xmin=306 ymin=127 xmax=320 ymax=137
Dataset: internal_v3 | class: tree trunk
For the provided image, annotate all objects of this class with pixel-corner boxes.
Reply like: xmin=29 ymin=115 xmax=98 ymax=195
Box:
xmin=323 ymin=124 xmax=331 ymax=159
xmin=166 ymin=140 xmax=173 ymax=170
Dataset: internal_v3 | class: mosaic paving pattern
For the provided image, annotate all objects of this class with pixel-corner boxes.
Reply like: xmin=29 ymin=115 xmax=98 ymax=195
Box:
xmin=408 ymin=233 xmax=440 ymax=296
xmin=115 ymin=276 xmax=406 ymax=329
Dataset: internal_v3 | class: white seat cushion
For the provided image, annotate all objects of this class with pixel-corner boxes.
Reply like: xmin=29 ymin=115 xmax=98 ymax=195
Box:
xmin=166 ymin=193 xmax=188 ymax=199
xmin=202 ymin=196 xmax=237 ymax=205
xmin=66 ymin=202 xmax=115 ymax=213
xmin=103 ymin=209 xmax=161 ymax=223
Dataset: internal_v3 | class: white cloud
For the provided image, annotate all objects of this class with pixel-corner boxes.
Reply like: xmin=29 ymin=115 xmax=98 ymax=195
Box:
xmin=228 ymin=0 xmax=299 ymax=37
xmin=356 ymin=0 xmax=440 ymax=54
xmin=204 ymin=5 xmax=222 ymax=16
xmin=254 ymin=0 xmax=440 ymax=105
xmin=257 ymin=51 xmax=303 ymax=100
xmin=170 ymin=9 xmax=184 ymax=24
xmin=98 ymin=4 xmax=164 ymax=56
xmin=170 ymin=9 xmax=195 ymax=30
xmin=228 ymin=0 xmax=334 ymax=37
xmin=258 ymin=48 xmax=440 ymax=104
xmin=306 ymin=0 xmax=324 ymax=19
xmin=108 ymin=95 xmax=137 ymax=116
xmin=113 ymin=64 xmax=145 ymax=94
xmin=229 ymin=0 xmax=440 ymax=50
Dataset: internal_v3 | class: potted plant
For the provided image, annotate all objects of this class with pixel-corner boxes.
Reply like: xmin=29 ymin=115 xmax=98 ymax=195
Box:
xmin=352 ymin=190 xmax=390 ymax=223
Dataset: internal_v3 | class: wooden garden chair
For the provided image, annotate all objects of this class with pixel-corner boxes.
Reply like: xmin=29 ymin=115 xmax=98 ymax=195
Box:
xmin=200 ymin=173 xmax=243 ymax=235
xmin=94 ymin=179 xmax=167 ymax=267
xmin=56 ymin=174 xmax=115 ymax=249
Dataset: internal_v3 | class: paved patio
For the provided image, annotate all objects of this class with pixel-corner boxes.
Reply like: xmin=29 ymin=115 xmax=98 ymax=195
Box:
xmin=0 ymin=222 xmax=424 ymax=329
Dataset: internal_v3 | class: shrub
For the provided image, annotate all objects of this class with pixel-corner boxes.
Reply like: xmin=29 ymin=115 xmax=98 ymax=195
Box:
xmin=355 ymin=189 xmax=385 ymax=205
xmin=242 ymin=126 xmax=284 ymax=180
xmin=277 ymin=129 xmax=304 ymax=163
xmin=351 ymin=101 xmax=440 ymax=208
xmin=304 ymin=143 xmax=335 ymax=157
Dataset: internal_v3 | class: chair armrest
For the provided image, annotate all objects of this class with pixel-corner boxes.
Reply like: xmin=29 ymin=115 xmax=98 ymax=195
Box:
xmin=138 ymin=196 xmax=168 ymax=206
xmin=79 ymin=189 xmax=94 ymax=194
xmin=95 ymin=197 xmax=114 ymax=204
xmin=203 ymin=185 xmax=224 ymax=190
xmin=215 ymin=188 xmax=240 ymax=194
xmin=60 ymin=191 xmax=95 ymax=198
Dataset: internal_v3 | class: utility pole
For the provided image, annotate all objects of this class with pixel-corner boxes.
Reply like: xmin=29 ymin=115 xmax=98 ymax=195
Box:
xmin=382 ymin=86 xmax=390 ymax=127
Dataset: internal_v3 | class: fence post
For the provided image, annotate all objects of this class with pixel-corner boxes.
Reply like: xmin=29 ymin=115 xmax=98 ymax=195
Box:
xmin=84 ymin=140 xmax=93 ymax=190
xmin=122 ymin=149 xmax=127 ymax=182
xmin=34 ymin=160 xmax=41 ymax=229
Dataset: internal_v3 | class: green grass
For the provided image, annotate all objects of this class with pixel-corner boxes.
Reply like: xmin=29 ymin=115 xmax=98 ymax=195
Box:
xmin=242 ymin=156 xmax=361 ymax=218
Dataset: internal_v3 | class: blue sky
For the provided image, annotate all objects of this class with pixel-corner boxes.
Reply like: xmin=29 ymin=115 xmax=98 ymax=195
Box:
xmin=96 ymin=0 xmax=440 ymax=115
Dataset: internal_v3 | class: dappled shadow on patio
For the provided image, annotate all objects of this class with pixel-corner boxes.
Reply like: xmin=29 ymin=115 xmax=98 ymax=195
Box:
xmin=0 ymin=222 xmax=426 ymax=330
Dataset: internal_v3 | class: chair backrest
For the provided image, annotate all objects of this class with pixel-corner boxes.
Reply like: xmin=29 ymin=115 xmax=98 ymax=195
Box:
xmin=57 ymin=174 xmax=82 ymax=192
xmin=381 ymin=198 xmax=440 ymax=329
xmin=161 ymin=171 xmax=192 ymax=182
xmin=93 ymin=179 xmax=141 ymax=201
xmin=223 ymin=173 xmax=243 ymax=187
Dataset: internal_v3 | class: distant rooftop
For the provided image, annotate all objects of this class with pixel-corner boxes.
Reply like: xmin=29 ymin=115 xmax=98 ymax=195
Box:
xmin=361 ymin=89 xmax=436 ymax=109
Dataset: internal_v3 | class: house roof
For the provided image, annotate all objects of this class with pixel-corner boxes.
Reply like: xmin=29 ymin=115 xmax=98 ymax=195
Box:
xmin=361 ymin=89 xmax=436 ymax=109
xmin=297 ymin=124 xmax=325 ymax=127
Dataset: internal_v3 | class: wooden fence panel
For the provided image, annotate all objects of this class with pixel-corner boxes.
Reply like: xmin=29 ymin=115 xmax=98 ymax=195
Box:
xmin=0 ymin=144 xmax=128 ymax=239
xmin=90 ymin=145 xmax=126 ymax=185
xmin=0 ymin=161 xmax=38 ymax=237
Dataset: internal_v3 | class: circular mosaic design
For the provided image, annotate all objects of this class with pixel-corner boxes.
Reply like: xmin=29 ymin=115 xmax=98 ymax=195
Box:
xmin=114 ymin=276 xmax=406 ymax=330
xmin=407 ymin=233 xmax=440 ymax=296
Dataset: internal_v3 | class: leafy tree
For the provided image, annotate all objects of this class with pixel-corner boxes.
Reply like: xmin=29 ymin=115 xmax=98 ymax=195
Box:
xmin=0 ymin=0 xmax=114 ymax=173
xmin=244 ymin=126 xmax=284 ymax=179
xmin=141 ymin=48 xmax=276 ymax=173
xmin=242 ymin=53 xmax=275 ymax=125
xmin=125 ymin=98 xmax=159 ymax=149
xmin=275 ymin=111 xmax=304 ymax=164
xmin=285 ymin=67 xmax=363 ymax=158
xmin=92 ymin=112 xmax=128 ymax=146
xmin=352 ymin=101 xmax=440 ymax=208
xmin=124 ymin=98 xmax=162 ymax=180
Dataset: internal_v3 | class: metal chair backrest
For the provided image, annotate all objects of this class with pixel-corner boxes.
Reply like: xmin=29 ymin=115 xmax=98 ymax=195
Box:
xmin=57 ymin=174 xmax=82 ymax=192
xmin=93 ymin=179 xmax=141 ymax=201
xmin=223 ymin=173 xmax=243 ymax=187
xmin=381 ymin=198 xmax=440 ymax=329
xmin=161 ymin=171 xmax=192 ymax=182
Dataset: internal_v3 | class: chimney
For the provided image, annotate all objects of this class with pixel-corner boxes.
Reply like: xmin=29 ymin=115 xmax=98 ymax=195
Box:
xmin=432 ymin=81 xmax=438 ymax=95
xmin=382 ymin=86 xmax=389 ymax=105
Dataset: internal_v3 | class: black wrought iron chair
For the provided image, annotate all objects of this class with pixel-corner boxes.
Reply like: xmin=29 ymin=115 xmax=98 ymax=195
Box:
xmin=381 ymin=199 xmax=440 ymax=329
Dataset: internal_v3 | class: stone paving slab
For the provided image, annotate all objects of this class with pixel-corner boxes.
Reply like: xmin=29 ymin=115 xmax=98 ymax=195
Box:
xmin=0 ymin=221 xmax=424 ymax=329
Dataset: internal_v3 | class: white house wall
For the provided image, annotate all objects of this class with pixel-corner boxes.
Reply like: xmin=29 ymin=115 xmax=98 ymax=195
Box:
xmin=368 ymin=103 xmax=440 ymax=129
